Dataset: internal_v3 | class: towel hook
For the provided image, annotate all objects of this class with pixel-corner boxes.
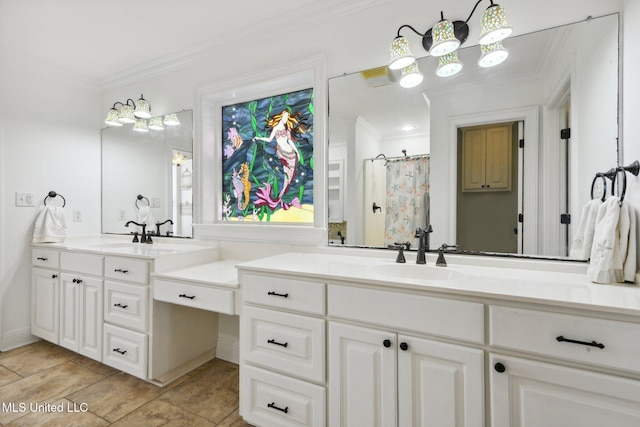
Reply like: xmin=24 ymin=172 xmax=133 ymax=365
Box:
xmin=43 ymin=191 xmax=66 ymax=207
xmin=135 ymin=194 xmax=150 ymax=209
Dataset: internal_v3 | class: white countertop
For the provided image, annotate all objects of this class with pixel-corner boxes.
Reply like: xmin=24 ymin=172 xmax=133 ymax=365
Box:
xmin=32 ymin=235 xmax=218 ymax=259
xmin=152 ymin=260 xmax=240 ymax=288
xmin=237 ymin=252 xmax=640 ymax=316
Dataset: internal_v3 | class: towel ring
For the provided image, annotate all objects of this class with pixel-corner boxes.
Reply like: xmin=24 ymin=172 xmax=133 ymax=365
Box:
xmin=590 ymin=175 xmax=607 ymax=202
xmin=611 ymin=168 xmax=628 ymax=202
xmin=135 ymin=194 xmax=150 ymax=209
xmin=43 ymin=191 xmax=66 ymax=207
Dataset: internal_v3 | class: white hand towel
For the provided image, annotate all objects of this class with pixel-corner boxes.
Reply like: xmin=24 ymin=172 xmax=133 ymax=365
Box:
xmin=621 ymin=201 xmax=637 ymax=283
xmin=569 ymin=198 xmax=602 ymax=259
xmin=587 ymin=196 xmax=623 ymax=283
xmin=32 ymin=206 xmax=68 ymax=243
xmin=136 ymin=205 xmax=155 ymax=229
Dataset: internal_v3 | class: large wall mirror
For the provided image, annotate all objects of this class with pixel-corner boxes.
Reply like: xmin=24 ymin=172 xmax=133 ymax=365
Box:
xmin=328 ymin=13 xmax=619 ymax=260
xmin=102 ymin=110 xmax=193 ymax=238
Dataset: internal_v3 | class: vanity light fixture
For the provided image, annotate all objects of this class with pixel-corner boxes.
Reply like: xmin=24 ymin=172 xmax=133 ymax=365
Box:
xmin=477 ymin=41 xmax=509 ymax=67
xmin=388 ymin=0 xmax=512 ymax=81
xmin=104 ymin=94 xmax=153 ymax=126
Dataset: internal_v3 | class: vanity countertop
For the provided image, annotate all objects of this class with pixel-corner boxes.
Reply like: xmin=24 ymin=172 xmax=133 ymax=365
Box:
xmin=151 ymin=260 xmax=240 ymax=288
xmin=32 ymin=235 xmax=218 ymax=259
xmin=237 ymin=252 xmax=640 ymax=316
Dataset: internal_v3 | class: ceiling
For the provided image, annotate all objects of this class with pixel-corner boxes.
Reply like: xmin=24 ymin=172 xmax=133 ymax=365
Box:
xmin=0 ymin=0 xmax=622 ymax=88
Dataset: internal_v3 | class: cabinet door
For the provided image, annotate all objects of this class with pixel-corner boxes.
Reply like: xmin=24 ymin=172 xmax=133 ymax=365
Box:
xmin=462 ymin=129 xmax=487 ymax=191
xmin=398 ymin=335 xmax=484 ymax=427
xmin=31 ymin=268 xmax=60 ymax=343
xmin=329 ymin=322 xmax=396 ymax=427
xmin=490 ymin=354 xmax=640 ymax=427
xmin=59 ymin=273 xmax=79 ymax=351
xmin=485 ymin=125 xmax=511 ymax=191
xmin=79 ymin=277 xmax=103 ymax=361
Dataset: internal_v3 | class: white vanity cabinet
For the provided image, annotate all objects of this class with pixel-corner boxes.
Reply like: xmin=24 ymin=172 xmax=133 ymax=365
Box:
xmin=58 ymin=252 xmax=104 ymax=361
xmin=328 ymin=286 xmax=485 ymax=427
xmin=240 ymin=273 xmax=326 ymax=427
xmin=31 ymin=249 xmax=61 ymax=343
xmin=489 ymin=305 xmax=640 ymax=427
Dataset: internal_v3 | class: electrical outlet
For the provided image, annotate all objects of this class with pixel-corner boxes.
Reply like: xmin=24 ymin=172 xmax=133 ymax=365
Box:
xmin=151 ymin=197 xmax=161 ymax=208
xmin=15 ymin=192 xmax=35 ymax=207
xmin=73 ymin=210 xmax=82 ymax=222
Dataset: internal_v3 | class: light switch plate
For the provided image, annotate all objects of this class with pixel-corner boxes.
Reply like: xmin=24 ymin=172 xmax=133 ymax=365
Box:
xmin=15 ymin=192 xmax=35 ymax=207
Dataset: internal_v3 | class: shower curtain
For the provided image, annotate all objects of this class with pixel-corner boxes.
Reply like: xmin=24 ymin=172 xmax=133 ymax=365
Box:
xmin=384 ymin=156 xmax=430 ymax=248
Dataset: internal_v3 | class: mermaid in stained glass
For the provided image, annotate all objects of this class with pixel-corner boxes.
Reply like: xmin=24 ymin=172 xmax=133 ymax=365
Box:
xmin=252 ymin=109 xmax=309 ymax=210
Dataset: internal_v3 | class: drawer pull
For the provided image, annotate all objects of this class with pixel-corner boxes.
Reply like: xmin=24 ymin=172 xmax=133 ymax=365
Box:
xmin=112 ymin=348 xmax=127 ymax=355
xmin=383 ymin=339 xmax=391 ymax=348
xmin=36 ymin=257 xmax=48 ymax=261
xmin=267 ymin=402 xmax=289 ymax=414
xmin=179 ymin=293 xmax=196 ymax=300
xmin=267 ymin=291 xmax=289 ymax=298
xmin=114 ymin=268 xmax=129 ymax=274
xmin=114 ymin=303 xmax=129 ymax=309
xmin=72 ymin=278 xmax=83 ymax=284
xmin=267 ymin=339 xmax=289 ymax=348
xmin=52 ymin=274 xmax=58 ymax=279
xmin=556 ymin=335 xmax=605 ymax=349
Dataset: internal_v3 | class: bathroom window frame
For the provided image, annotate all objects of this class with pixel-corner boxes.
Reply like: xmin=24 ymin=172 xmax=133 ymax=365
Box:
xmin=194 ymin=55 xmax=327 ymax=245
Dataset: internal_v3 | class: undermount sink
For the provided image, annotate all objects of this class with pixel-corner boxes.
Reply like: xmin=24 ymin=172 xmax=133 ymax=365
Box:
xmin=88 ymin=242 xmax=137 ymax=249
xmin=84 ymin=241 xmax=213 ymax=255
xmin=371 ymin=263 xmax=464 ymax=281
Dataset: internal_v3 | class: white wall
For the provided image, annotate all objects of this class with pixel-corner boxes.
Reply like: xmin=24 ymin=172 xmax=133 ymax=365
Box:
xmin=0 ymin=57 xmax=101 ymax=349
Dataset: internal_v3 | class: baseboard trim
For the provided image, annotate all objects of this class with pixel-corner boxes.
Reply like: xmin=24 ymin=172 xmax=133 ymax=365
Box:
xmin=0 ymin=328 xmax=39 ymax=352
xmin=216 ymin=333 xmax=239 ymax=365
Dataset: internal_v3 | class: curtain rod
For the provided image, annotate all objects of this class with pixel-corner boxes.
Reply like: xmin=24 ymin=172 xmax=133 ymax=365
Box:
xmin=366 ymin=153 xmax=430 ymax=162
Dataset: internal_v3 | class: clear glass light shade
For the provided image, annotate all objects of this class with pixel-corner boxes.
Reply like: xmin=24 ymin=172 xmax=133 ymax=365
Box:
xmin=478 ymin=41 xmax=509 ymax=68
xmin=104 ymin=108 xmax=123 ymax=126
xmin=148 ymin=117 xmax=165 ymax=130
xmin=436 ymin=52 xmax=463 ymax=77
xmin=429 ymin=19 xmax=460 ymax=56
xmin=132 ymin=119 xmax=149 ymax=132
xmin=118 ymin=104 xmax=136 ymax=124
xmin=389 ymin=36 xmax=416 ymax=70
xmin=163 ymin=114 xmax=180 ymax=126
xmin=399 ymin=62 xmax=424 ymax=88
xmin=133 ymin=95 xmax=151 ymax=119
xmin=479 ymin=4 xmax=512 ymax=45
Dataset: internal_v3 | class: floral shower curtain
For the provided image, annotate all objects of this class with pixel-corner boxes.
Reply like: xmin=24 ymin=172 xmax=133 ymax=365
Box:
xmin=384 ymin=156 xmax=430 ymax=248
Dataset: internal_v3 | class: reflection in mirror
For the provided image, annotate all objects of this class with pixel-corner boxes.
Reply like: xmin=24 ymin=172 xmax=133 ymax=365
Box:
xmin=328 ymin=14 xmax=619 ymax=260
xmin=102 ymin=110 xmax=193 ymax=238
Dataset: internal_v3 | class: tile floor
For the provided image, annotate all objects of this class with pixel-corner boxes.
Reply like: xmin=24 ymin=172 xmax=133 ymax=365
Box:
xmin=0 ymin=340 xmax=251 ymax=426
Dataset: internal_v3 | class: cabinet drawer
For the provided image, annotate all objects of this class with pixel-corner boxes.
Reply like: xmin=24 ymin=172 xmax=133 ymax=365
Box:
xmin=490 ymin=306 xmax=640 ymax=374
xmin=104 ymin=257 xmax=148 ymax=284
xmin=32 ymin=249 xmax=60 ymax=269
xmin=328 ymin=284 xmax=484 ymax=344
xmin=60 ymin=252 xmax=103 ymax=276
xmin=104 ymin=281 xmax=148 ymax=332
xmin=153 ymin=279 xmax=234 ymax=314
xmin=242 ymin=365 xmax=325 ymax=427
xmin=243 ymin=306 xmax=324 ymax=383
xmin=244 ymin=274 xmax=325 ymax=315
xmin=103 ymin=323 xmax=147 ymax=379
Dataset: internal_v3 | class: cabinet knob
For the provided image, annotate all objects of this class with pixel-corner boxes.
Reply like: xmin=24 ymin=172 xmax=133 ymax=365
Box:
xmin=383 ymin=339 xmax=391 ymax=348
xmin=52 ymin=274 xmax=58 ymax=279
xmin=494 ymin=362 xmax=506 ymax=373
xmin=399 ymin=342 xmax=409 ymax=351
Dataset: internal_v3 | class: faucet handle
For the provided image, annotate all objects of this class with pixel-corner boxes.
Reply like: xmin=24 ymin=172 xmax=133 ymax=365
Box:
xmin=436 ymin=243 xmax=459 ymax=267
xmin=390 ymin=243 xmax=407 ymax=263
xmin=132 ymin=232 xmax=139 ymax=243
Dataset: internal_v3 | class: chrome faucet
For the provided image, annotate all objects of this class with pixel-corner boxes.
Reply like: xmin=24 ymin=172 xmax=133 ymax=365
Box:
xmin=125 ymin=221 xmax=147 ymax=243
xmin=156 ymin=219 xmax=174 ymax=236
xmin=414 ymin=226 xmax=433 ymax=264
